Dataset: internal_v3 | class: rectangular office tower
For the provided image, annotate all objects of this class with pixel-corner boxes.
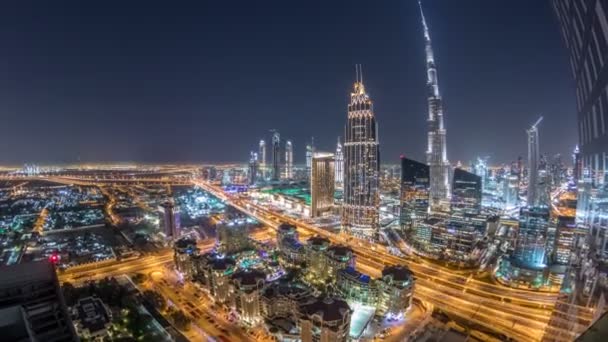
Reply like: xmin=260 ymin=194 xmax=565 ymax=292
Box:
xmin=553 ymin=0 xmax=608 ymax=185
xmin=451 ymin=168 xmax=482 ymax=215
xmin=311 ymin=153 xmax=335 ymax=218
xmin=0 ymin=261 xmax=78 ymax=342
xmin=399 ymin=156 xmax=430 ymax=229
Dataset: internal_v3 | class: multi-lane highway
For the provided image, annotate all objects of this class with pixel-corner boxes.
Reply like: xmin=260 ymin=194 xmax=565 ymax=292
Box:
xmin=6 ymin=173 xmax=595 ymax=341
xmin=192 ymin=179 xmax=594 ymax=342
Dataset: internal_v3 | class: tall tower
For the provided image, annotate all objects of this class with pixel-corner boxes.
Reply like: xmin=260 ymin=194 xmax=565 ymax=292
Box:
xmin=248 ymin=151 xmax=258 ymax=185
xmin=305 ymin=137 xmax=315 ymax=180
xmin=419 ymin=1 xmax=450 ymax=210
xmin=311 ymin=152 xmax=335 ymax=218
xmin=259 ymin=139 xmax=266 ymax=167
xmin=335 ymin=137 xmax=344 ymax=189
xmin=271 ymin=131 xmax=281 ymax=181
xmin=527 ymin=117 xmax=543 ymax=207
xmin=285 ymin=140 xmax=294 ymax=179
xmin=342 ymin=65 xmax=380 ymax=240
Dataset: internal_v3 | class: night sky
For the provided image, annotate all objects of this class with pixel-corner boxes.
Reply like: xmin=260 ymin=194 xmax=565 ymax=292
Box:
xmin=0 ymin=0 xmax=576 ymax=165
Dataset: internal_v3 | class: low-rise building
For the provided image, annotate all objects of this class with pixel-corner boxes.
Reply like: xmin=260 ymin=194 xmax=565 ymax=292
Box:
xmin=73 ymin=296 xmax=112 ymax=340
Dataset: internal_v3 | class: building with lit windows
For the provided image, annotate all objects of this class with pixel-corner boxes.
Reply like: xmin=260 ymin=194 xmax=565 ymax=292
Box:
xmin=399 ymin=156 xmax=430 ymax=230
xmin=230 ymin=269 xmax=266 ymax=325
xmin=174 ymin=237 xmax=198 ymax=279
xmin=342 ymin=65 xmax=380 ymax=240
xmin=306 ymin=140 xmax=315 ymax=180
xmin=419 ymin=2 xmax=451 ymax=210
xmin=376 ymin=266 xmax=414 ymax=319
xmin=336 ymin=267 xmax=375 ymax=306
xmin=554 ymin=215 xmax=576 ymax=265
xmin=259 ymin=139 xmax=267 ymax=168
xmin=304 ymin=236 xmax=331 ymax=282
xmin=217 ymin=222 xmax=251 ymax=254
xmin=160 ymin=200 xmax=180 ymax=240
xmin=553 ymin=0 xmax=608 ymax=186
xmin=73 ymin=297 xmax=112 ymax=340
xmin=311 ymin=152 xmax=335 ymax=218
xmin=261 ymin=281 xmax=313 ymax=320
xmin=335 ymin=138 xmax=344 ymax=189
xmin=277 ymin=223 xmax=305 ymax=266
xmin=503 ymin=173 xmax=520 ymax=209
xmin=285 ymin=140 xmax=294 ymax=179
xmin=272 ymin=131 xmax=281 ymax=181
xmin=197 ymin=253 xmax=237 ymax=304
xmin=0 ymin=261 xmax=78 ymax=342
xmin=451 ymin=168 xmax=482 ymax=215
xmin=515 ymin=206 xmax=550 ymax=268
xmin=249 ymin=151 xmax=258 ymax=185
xmin=325 ymin=245 xmax=355 ymax=281
xmin=298 ymin=297 xmax=351 ymax=342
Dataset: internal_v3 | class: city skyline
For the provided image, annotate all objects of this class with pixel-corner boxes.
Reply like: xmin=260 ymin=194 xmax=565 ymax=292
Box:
xmin=0 ymin=0 xmax=575 ymax=165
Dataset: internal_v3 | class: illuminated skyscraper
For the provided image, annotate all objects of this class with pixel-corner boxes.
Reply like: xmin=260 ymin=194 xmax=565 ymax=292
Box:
xmin=311 ymin=152 xmax=335 ymax=218
xmin=259 ymin=140 xmax=266 ymax=168
xmin=342 ymin=65 xmax=380 ymax=239
xmin=271 ymin=131 xmax=281 ymax=181
xmin=399 ymin=156 xmax=429 ymax=229
xmin=285 ymin=140 xmax=293 ymax=179
xmin=248 ymin=151 xmax=258 ymax=185
xmin=573 ymin=145 xmax=582 ymax=183
xmin=527 ymin=117 xmax=543 ymax=207
xmin=451 ymin=168 xmax=482 ymax=215
xmin=161 ymin=200 xmax=180 ymax=240
xmin=503 ymin=173 xmax=520 ymax=209
xmin=305 ymin=138 xmax=315 ymax=180
xmin=335 ymin=137 xmax=344 ymax=189
xmin=553 ymin=0 xmax=608 ymax=186
xmin=419 ymin=1 xmax=450 ymax=210
xmin=515 ymin=206 xmax=550 ymax=268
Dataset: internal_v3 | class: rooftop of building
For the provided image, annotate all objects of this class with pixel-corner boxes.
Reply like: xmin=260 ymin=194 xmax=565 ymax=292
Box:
xmin=306 ymin=236 xmax=330 ymax=250
xmin=174 ymin=238 xmax=197 ymax=250
xmin=74 ymin=297 xmax=111 ymax=334
xmin=326 ymin=245 xmax=353 ymax=259
xmin=0 ymin=261 xmax=55 ymax=288
xmin=232 ymin=269 xmax=266 ymax=287
xmin=299 ymin=297 xmax=351 ymax=323
xmin=0 ymin=306 xmax=35 ymax=342
xmin=278 ymin=223 xmax=297 ymax=234
xmin=262 ymin=281 xmax=312 ymax=301
xmin=381 ymin=265 xmax=414 ymax=285
xmin=340 ymin=267 xmax=371 ymax=284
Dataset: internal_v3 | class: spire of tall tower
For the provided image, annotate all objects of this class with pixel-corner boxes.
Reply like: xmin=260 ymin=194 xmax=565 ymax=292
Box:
xmin=420 ymin=0 xmax=450 ymax=210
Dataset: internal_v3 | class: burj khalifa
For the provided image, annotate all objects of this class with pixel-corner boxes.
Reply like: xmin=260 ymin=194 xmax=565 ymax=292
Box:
xmin=420 ymin=1 xmax=450 ymax=209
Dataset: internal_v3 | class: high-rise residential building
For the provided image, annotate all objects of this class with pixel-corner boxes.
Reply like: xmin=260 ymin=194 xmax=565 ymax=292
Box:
xmin=573 ymin=145 xmax=583 ymax=183
xmin=451 ymin=168 xmax=482 ymax=215
xmin=248 ymin=151 xmax=258 ymax=185
xmin=174 ymin=237 xmax=198 ymax=279
xmin=503 ymin=173 xmax=520 ymax=209
xmin=311 ymin=152 xmax=335 ymax=218
xmin=160 ymin=200 xmax=180 ymax=240
xmin=230 ymin=270 xmax=266 ymax=325
xmin=305 ymin=139 xmax=315 ymax=179
xmin=298 ymin=297 xmax=351 ymax=342
xmin=419 ymin=1 xmax=450 ymax=210
xmin=514 ymin=206 xmax=551 ymax=269
xmin=554 ymin=215 xmax=576 ymax=265
xmin=325 ymin=245 xmax=355 ymax=281
xmin=376 ymin=266 xmax=415 ymax=319
xmin=259 ymin=139 xmax=266 ymax=168
xmin=196 ymin=252 xmax=236 ymax=304
xmin=272 ymin=131 xmax=281 ymax=181
xmin=304 ymin=236 xmax=331 ymax=282
xmin=261 ymin=282 xmax=312 ymax=321
xmin=399 ymin=156 xmax=430 ymax=229
xmin=336 ymin=267 xmax=374 ymax=306
xmin=0 ymin=261 xmax=78 ymax=342
xmin=527 ymin=117 xmax=543 ymax=207
xmin=342 ymin=65 xmax=380 ymax=240
xmin=335 ymin=137 xmax=344 ymax=189
xmin=553 ymin=0 xmax=608 ymax=186
xmin=285 ymin=140 xmax=294 ymax=179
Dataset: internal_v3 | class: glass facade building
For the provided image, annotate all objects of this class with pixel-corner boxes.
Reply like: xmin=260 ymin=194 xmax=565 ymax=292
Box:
xmin=399 ymin=157 xmax=430 ymax=229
